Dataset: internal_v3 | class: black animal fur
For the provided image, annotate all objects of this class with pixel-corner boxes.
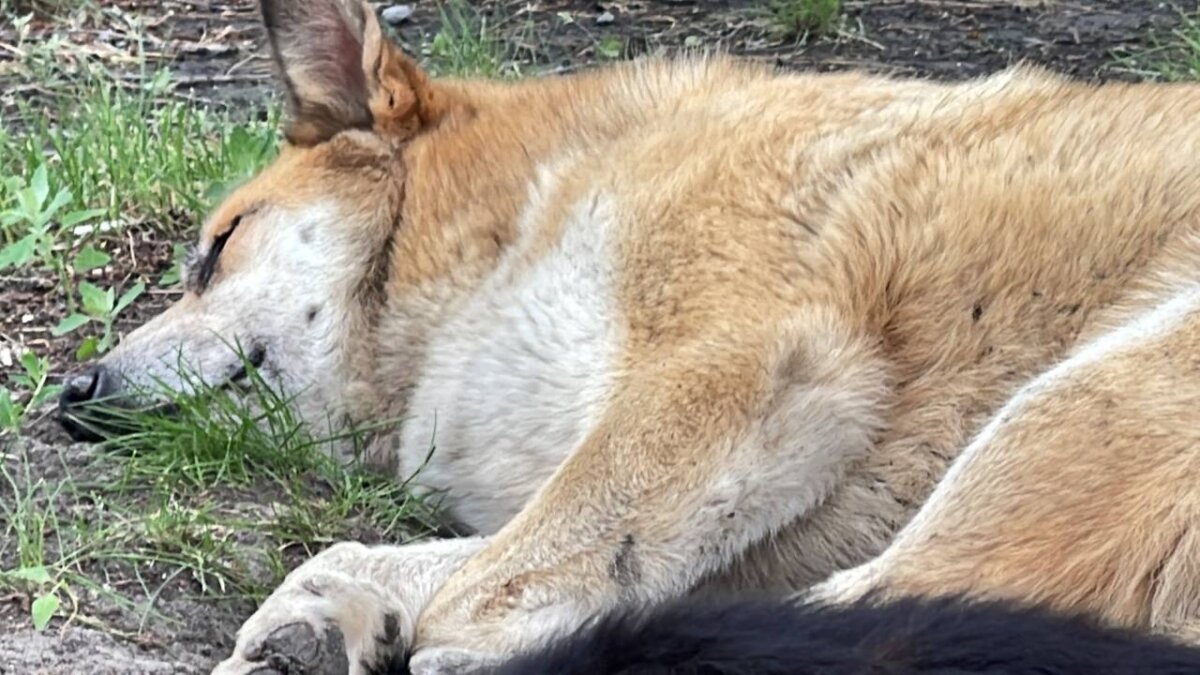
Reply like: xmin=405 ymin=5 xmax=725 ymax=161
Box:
xmin=482 ymin=595 xmax=1200 ymax=674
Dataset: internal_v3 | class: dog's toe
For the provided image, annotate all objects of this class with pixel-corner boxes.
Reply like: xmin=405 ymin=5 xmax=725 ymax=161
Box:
xmin=252 ymin=621 xmax=348 ymax=675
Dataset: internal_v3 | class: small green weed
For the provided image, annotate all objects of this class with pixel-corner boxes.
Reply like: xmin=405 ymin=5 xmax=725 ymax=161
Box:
xmin=0 ymin=456 xmax=77 ymax=631
xmin=597 ymin=36 xmax=624 ymax=61
xmin=0 ymin=164 xmax=107 ymax=286
xmin=0 ymin=351 xmax=61 ymax=433
xmin=768 ymin=0 xmax=842 ymax=39
xmin=1 ymin=566 xmax=63 ymax=630
xmin=51 ymin=279 xmax=146 ymax=359
xmin=0 ymin=459 xmax=57 ymax=571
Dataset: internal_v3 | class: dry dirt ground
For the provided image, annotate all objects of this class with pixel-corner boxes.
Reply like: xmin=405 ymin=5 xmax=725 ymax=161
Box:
xmin=0 ymin=1 xmax=1195 ymax=673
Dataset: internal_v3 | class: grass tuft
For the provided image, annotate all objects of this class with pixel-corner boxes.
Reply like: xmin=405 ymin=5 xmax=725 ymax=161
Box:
xmin=420 ymin=0 xmax=525 ymax=78
xmin=83 ymin=347 xmax=446 ymax=546
xmin=767 ymin=0 xmax=842 ymax=39
xmin=0 ymin=60 xmax=279 ymax=229
xmin=1109 ymin=9 xmax=1200 ymax=82
xmin=0 ymin=0 xmax=94 ymax=20
xmin=1148 ymin=10 xmax=1200 ymax=81
xmin=2 ymin=347 xmax=444 ymax=632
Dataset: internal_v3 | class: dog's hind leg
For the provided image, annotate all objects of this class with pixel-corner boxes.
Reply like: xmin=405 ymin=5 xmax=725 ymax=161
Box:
xmin=810 ymin=283 xmax=1200 ymax=634
xmin=212 ymin=537 xmax=486 ymax=675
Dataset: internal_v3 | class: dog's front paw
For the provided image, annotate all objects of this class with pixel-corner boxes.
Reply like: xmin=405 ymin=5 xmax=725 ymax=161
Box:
xmin=213 ymin=618 xmax=349 ymax=675
xmin=213 ymin=571 xmax=411 ymax=675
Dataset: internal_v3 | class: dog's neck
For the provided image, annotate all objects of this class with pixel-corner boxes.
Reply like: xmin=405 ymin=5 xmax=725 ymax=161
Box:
xmin=339 ymin=60 xmax=780 ymax=448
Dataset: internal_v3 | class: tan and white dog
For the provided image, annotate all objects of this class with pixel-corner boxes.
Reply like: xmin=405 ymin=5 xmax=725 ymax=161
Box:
xmin=56 ymin=0 xmax=1200 ymax=672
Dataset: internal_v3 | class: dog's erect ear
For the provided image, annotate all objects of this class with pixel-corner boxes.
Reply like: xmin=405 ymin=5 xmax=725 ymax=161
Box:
xmin=260 ymin=0 xmax=444 ymax=145
xmin=360 ymin=8 xmax=447 ymax=141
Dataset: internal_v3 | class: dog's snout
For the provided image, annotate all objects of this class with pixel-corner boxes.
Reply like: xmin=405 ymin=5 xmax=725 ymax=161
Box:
xmin=58 ymin=365 xmax=117 ymax=442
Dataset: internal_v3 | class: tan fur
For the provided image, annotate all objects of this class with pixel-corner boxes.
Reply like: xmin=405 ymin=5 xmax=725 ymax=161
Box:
xmin=811 ymin=256 xmax=1200 ymax=635
xmin=75 ymin=1 xmax=1200 ymax=672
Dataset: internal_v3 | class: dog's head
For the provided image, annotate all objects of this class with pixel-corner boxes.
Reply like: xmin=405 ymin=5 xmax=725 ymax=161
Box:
xmin=59 ymin=0 xmax=453 ymax=440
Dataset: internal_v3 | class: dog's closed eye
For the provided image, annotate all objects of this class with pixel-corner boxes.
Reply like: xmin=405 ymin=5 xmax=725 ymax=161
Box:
xmin=186 ymin=211 xmax=253 ymax=294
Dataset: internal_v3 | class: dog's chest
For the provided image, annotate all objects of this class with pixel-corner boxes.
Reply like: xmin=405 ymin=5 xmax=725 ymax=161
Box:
xmin=397 ymin=194 xmax=621 ymax=534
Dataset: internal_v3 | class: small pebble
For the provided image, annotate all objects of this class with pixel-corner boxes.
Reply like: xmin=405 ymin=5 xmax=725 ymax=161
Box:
xmin=597 ymin=10 xmax=615 ymax=25
xmin=381 ymin=4 xmax=413 ymax=25
xmin=72 ymin=218 xmax=123 ymax=237
xmin=21 ymin=313 xmax=34 ymax=324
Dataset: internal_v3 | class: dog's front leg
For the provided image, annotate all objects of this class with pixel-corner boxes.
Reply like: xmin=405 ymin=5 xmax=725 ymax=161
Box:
xmin=410 ymin=320 xmax=888 ymax=672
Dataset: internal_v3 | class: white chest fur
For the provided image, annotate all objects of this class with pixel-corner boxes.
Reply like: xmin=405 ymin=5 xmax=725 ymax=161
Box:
xmin=397 ymin=189 xmax=621 ymax=534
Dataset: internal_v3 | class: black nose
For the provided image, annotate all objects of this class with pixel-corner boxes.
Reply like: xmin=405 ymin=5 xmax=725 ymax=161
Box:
xmin=60 ymin=367 xmax=105 ymax=405
xmin=58 ymin=365 xmax=115 ymax=441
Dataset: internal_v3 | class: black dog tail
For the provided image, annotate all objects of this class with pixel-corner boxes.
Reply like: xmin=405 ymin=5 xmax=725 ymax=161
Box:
xmin=489 ymin=595 xmax=1200 ymax=674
